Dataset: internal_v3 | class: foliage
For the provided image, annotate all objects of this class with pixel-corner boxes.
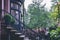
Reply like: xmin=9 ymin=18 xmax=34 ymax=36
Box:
xmin=51 ymin=0 xmax=60 ymax=18
xmin=50 ymin=27 xmax=60 ymax=40
xmin=58 ymin=0 xmax=60 ymax=2
xmin=50 ymin=5 xmax=58 ymax=19
xmin=24 ymin=13 xmax=31 ymax=25
xmin=4 ymin=14 xmax=15 ymax=24
xmin=49 ymin=5 xmax=58 ymax=27
xmin=49 ymin=1 xmax=60 ymax=39
xmin=25 ymin=0 xmax=60 ymax=29
xmin=27 ymin=0 xmax=54 ymax=28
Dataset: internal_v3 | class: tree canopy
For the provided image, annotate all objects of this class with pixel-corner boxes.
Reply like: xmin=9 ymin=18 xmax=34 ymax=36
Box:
xmin=27 ymin=0 xmax=52 ymax=28
xmin=24 ymin=0 xmax=60 ymax=29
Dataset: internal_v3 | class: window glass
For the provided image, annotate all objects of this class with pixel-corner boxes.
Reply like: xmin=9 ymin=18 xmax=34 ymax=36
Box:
xmin=11 ymin=3 xmax=18 ymax=9
xmin=10 ymin=1 xmax=22 ymax=24
xmin=11 ymin=3 xmax=13 ymax=8
xmin=15 ymin=11 xmax=19 ymax=19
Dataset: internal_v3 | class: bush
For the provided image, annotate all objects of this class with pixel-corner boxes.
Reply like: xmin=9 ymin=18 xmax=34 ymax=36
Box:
xmin=4 ymin=14 xmax=15 ymax=24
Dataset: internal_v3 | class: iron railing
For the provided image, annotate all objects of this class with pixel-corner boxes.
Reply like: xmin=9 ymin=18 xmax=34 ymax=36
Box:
xmin=0 ymin=9 xmax=50 ymax=40
xmin=0 ymin=9 xmax=40 ymax=39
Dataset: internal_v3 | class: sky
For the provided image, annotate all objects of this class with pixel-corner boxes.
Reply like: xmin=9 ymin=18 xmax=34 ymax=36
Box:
xmin=24 ymin=0 xmax=52 ymax=10
xmin=24 ymin=0 xmax=32 ymax=9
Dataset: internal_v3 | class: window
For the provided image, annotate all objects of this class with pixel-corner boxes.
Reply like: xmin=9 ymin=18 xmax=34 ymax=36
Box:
xmin=10 ymin=1 xmax=22 ymax=24
xmin=11 ymin=3 xmax=18 ymax=9
xmin=10 ymin=1 xmax=21 ymax=19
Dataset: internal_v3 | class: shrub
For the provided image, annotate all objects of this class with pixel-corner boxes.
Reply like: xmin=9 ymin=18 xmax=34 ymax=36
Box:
xmin=4 ymin=14 xmax=15 ymax=24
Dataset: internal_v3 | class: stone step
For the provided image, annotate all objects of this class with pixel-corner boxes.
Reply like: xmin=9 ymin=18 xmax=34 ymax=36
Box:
xmin=19 ymin=35 xmax=25 ymax=38
xmin=15 ymin=33 xmax=22 ymax=35
xmin=10 ymin=30 xmax=17 ymax=32
xmin=6 ymin=27 xmax=13 ymax=30
xmin=24 ymin=37 xmax=30 ymax=40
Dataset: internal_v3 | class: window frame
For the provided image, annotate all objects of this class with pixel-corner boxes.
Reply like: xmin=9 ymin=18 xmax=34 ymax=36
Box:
xmin=10 ymin=0 xmax=21 ymax=24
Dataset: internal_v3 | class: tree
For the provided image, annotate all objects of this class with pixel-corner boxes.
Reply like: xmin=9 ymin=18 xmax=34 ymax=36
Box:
xmin=49 ymin=0 xmax=60 ymax=27
xmin=23 ymin=9 xmax=31 ymax=25
xmin=27 ymin=0 xmax=53 ymax=28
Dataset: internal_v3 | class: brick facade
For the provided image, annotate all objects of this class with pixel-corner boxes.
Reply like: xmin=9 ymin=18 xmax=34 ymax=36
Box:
xmin=0 ymin=0 xmax=24 ymax=40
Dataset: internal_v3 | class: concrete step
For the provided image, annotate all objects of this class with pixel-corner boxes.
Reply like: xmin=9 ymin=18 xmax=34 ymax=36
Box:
xmin=10 ymin=30 xmax=17 ymax=32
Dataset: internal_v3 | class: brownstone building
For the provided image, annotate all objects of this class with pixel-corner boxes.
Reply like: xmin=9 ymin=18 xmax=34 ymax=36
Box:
xmin=0 ymin=0 xmax=25 ymax=40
